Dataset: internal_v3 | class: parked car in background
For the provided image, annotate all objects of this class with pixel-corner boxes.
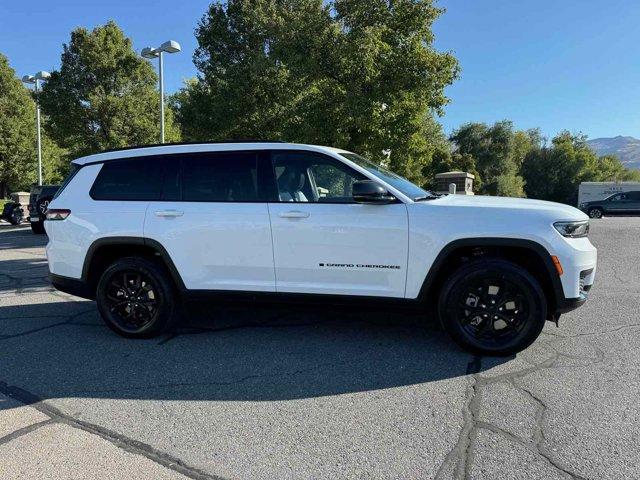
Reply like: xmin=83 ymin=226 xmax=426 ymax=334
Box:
xmin=579 ymin=191 xmax=640 ymax=218
xmin=28 ymin=185 xmax=60 ymax=234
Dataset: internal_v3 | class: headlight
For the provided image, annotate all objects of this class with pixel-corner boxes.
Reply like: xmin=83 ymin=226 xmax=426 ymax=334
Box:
xmin=554 ymin=220 xmax=589 ymax=238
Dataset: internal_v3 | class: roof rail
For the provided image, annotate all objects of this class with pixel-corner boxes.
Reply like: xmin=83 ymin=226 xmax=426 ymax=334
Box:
xmin=94 ymin=140 xmax=287 ymax=155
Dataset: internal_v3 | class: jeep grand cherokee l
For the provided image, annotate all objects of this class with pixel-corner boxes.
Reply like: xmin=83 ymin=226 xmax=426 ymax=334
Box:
xmin=44 ymin=142 xmax=597 ymax=355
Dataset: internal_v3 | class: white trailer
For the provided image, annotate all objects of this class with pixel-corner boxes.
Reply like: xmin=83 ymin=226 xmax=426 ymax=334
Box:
xmin=578 ymin=182 xmax=640 ymax=205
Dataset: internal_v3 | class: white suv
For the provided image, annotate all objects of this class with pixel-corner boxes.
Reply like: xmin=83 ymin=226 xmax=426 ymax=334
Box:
xmin=45 ymin=142 xmax=597 ymax=355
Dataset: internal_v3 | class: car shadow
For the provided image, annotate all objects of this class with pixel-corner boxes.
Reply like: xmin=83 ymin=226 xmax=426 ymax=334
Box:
xmin=0 ymin=248 xmax=511 ymax=409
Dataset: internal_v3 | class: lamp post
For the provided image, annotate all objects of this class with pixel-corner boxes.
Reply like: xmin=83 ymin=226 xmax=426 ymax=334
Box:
xmin=141 ymin=40 xmax=181 ymax=144
xmin=22 ymin=71 xmax=51 ymax=186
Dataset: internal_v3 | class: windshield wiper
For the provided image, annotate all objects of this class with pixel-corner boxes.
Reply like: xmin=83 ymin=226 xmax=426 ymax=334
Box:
xmin=414 ymin=192 xmax=440 ymax=201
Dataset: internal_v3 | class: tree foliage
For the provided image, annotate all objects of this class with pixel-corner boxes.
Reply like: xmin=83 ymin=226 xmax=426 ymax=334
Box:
xmin=449 ymin=121 xmax=527 ymax=197
xmin=175 ymin=0 xmax=459 ymax=185
xmin=0 ymin=54 xmax=66 ymax=196
xmin=39 ymin=21 xmax=179 ymax=159
xmin=522 ymin=131 xmax=640 ymax=204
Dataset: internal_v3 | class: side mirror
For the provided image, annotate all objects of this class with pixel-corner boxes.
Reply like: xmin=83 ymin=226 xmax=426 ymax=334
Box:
xmin=352 ymin=180 xmax=395 ymax=204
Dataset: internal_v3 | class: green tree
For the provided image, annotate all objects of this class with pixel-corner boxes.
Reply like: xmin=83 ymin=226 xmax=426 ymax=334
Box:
xmin=522 ymin=131 xmax=640 ymax=204
xmin=449 ymin=121 xmax=527 ymax=197
xmin=0 ymin=53 xmax=33 ymax=196
xmin=0 ymin=54 xmax=66 ymax=196
xmin=176 ymin=0 xmax=459 ymax=186
xmin=39 ymin=21 xmax=179 ymax=159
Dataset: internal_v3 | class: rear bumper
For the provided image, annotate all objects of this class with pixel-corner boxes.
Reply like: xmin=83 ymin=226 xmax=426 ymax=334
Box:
xmin=50 ymin=274 xmax=94 ymax=300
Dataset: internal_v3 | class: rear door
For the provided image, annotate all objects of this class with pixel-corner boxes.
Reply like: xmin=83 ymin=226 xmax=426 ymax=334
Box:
xmin=267 ymin=150 xmax=409 ymax=298
xmin=627 ymin=191 xmax=640 ymax=213
xmin=144 ymin=151 xmax=277 ymax=292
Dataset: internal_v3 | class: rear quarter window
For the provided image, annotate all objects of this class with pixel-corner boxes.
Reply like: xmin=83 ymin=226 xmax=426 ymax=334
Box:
xmin=90 ymin=157 xmax=164 ymax=201
xmin=53 ymin=164 xmax=80 ymax=199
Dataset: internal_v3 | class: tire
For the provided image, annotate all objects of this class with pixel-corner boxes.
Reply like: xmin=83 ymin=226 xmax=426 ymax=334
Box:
xmin=438 ymin=258 xmax=547 ymax=356
xmin=588 ymin=207 xmax=603 ymax=219
xmin=96 ymin=256 xmax=179 ymax=338
xmin=9 ymin=207 xmax=23 ymax=225
xmin=31 ymin=221 xmax=46 ymax=234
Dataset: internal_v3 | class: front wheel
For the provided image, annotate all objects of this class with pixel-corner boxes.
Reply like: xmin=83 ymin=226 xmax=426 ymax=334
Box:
xmin=588 ymin=207 xmax=603 ymax=219
xmin=96 ymin=257 xmax=178 ymax=338
xmin=438 ymin=259 xmax=547 ymax=356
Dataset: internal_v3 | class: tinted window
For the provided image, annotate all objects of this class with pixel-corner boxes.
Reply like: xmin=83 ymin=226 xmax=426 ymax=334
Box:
xmin=272 ymin=151 xmax=366 ymax=203
xmin=627 ymin=191 xmax=640 ymax=201
xmin=182 ymin=152 xmax=260 ymax=202
xmin=90 ymin=158 xmax=164 ymax=201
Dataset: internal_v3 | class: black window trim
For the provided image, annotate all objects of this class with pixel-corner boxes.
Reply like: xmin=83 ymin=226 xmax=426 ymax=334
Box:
xmin=86 ymin=149 xmax=400 ymax=204
xmin=88 ymin=151 xmax=278 ymax=203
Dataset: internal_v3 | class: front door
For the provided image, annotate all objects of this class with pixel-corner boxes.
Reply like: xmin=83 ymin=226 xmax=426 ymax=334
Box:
xmin=267 ymin=150 xmax=409 ymax=298
xmin=144 ymin=151 xmax=276 ymax=292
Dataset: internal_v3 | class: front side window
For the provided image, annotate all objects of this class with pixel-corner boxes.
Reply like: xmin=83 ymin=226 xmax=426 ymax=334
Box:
xmin=272 ymin=151 xmax=366 ymax=203
xmin=610 ymin=193 xmax=627 ymax=202
xmin=90 ymin=157 xmax=164 ymax=201
xmin=339 ymin=152 xmax=434 ymax=200
xmin=182 ymin=152 xmax=260 ymax=202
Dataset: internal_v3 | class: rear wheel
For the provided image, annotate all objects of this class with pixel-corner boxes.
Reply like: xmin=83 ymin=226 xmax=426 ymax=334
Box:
xmin=438 ymin=259 xmax=547 ymax=356
xmin=31 ymin=221 xmax=45 ymax=234
xmin=96 ymin=257 xmax=178 ymax=338
xmin=588 ymin=207 xmax=603 ymax=219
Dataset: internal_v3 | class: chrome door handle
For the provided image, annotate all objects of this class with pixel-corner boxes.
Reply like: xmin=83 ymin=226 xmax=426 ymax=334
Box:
xmin=278 ymin=210 xmax=310 ymax=219
xmin=155 ymin=210 xmax=184 ymax=218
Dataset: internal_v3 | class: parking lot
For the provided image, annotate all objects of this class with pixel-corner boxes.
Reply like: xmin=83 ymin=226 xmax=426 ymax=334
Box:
xmin=0 ymin=218 xmax=638 ymax=480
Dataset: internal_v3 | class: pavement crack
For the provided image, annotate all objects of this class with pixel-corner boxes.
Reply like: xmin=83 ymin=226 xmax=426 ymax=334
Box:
xmin=0 ymin=419 xmax=55 ymax=446
xmin=515 ymin=381 xmax=590 ymax=480
xmin=435 ymin=355 xmax=481 ymax=480
xmin=0 ymin=381 xmax=227 ymax=480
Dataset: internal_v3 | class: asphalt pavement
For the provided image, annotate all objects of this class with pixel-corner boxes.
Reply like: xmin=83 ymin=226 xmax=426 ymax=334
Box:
xmin=0 ymin=218 xmax=638 ymax=479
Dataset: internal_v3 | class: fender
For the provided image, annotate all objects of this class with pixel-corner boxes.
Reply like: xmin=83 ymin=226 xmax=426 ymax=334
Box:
xmin=81 ymin=236 xmax=186 ymax=291
xmin=416 ymin=237 xmax=565 ymax=307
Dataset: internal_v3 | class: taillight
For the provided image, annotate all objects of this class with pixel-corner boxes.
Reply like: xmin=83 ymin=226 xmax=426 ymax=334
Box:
xmin=46 ymin=209 xmax=71 ymax=221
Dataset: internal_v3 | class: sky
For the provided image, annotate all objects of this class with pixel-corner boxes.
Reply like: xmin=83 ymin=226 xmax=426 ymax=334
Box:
xmin=2 ymin=0 xmax=640 ymax=140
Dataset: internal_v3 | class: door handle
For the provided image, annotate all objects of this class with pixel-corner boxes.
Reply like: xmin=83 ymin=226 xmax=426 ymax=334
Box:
xmin=278 ymin=210 xmax=310 ymax=219
xmin=155 ymin=209 xmax=184 ymax=218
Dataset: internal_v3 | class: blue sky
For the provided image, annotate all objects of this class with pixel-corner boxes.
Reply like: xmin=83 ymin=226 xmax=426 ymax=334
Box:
xmin=2 ymin=0 xmax=639 ymax=140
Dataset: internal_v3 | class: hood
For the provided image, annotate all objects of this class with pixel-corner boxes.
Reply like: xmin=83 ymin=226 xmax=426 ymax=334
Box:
xmin=429 ymin=194 xmax=588 ymax=221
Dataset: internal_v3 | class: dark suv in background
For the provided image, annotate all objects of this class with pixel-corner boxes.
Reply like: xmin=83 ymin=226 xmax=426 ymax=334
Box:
xmin=28 ymin=185 xmax=59 ymax=234
xmin=579 ymin=191 xmax=640 ymax=218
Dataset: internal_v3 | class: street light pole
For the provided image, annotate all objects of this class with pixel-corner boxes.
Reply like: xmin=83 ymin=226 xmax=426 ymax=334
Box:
xmin=141 ymin=41 xmax=181 ymax=144
xmin=159 ymin=51 xmax=165 ymax=144
xmin=35 ymin=79 xmax=43 ymax=186
xmin=22 ymin=71 xmax=50 ymax=186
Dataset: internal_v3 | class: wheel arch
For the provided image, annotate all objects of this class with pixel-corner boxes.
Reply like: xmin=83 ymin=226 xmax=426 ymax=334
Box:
xmin=417 ymin=238 xmax=564 ymax=316
xmin=82 ymin=237 xmax=186 ymax=296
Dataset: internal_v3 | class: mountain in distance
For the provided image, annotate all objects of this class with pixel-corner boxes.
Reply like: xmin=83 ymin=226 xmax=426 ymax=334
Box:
xmin=587 ymin=135 xmax=640 ymax=170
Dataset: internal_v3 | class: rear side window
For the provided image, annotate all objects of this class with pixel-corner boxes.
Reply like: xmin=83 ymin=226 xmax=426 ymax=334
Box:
xmin=182 ymin=152 xmax=261 ymax=202
xmin=90 ymin=158 xmax=164 ymax=201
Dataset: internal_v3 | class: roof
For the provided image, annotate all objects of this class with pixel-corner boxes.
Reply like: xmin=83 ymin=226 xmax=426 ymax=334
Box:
xmin=72 ymin=142 xmax=349 ymax=166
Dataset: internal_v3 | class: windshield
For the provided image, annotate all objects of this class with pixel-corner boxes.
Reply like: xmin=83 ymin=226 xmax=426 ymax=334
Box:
xmin=339 ymin=153 xmax=434 ymax=200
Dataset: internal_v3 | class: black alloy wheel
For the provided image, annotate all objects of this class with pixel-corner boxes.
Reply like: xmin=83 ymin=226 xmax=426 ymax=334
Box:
xmin=104 ymin=271 xmax=159 ymax=332
xmin=439 ymin=259 xmax=547 ymax=356
xmin=96 ymin=257 xmax=178 ymax=338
